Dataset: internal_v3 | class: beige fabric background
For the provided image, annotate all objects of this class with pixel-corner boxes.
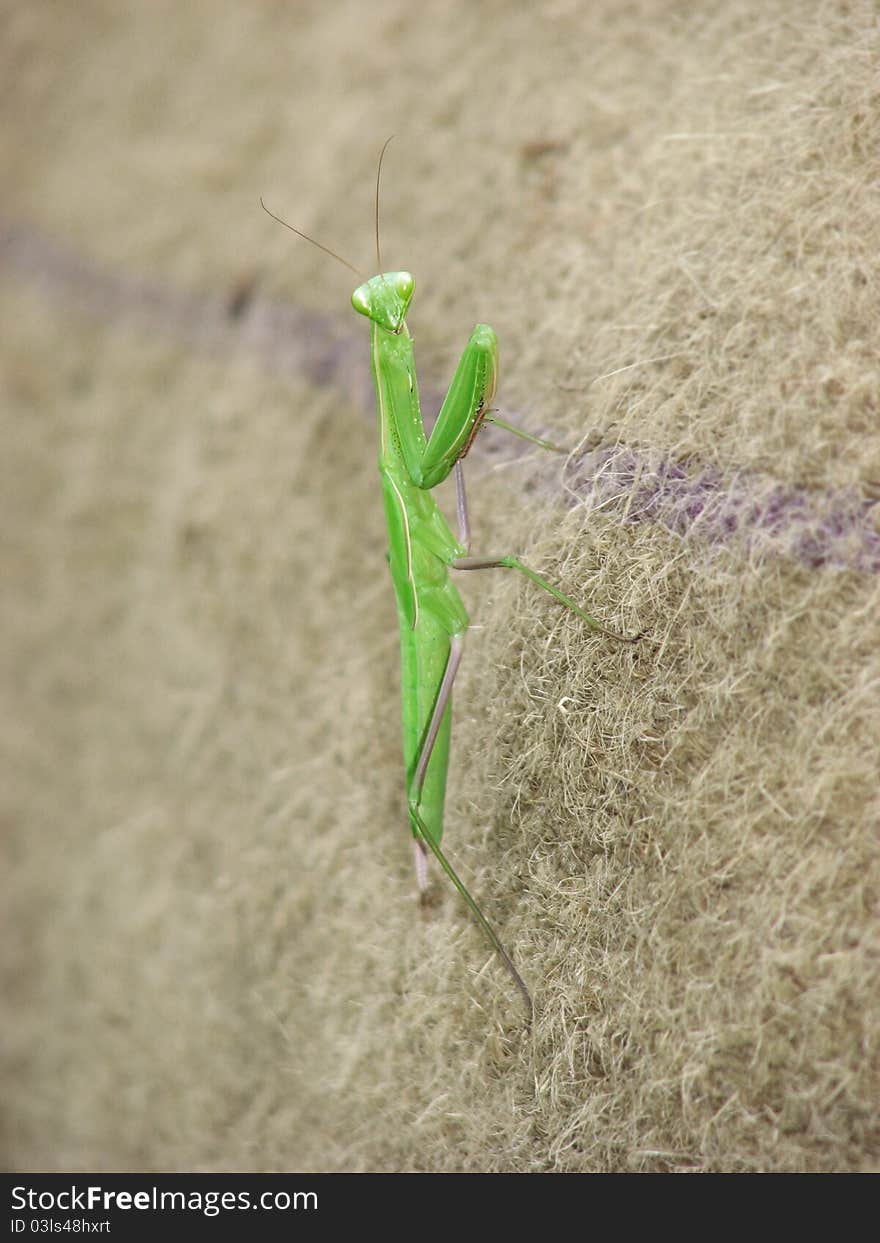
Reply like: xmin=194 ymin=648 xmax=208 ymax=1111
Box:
xmin=2 ymin=1 xmax=878 ymax=1170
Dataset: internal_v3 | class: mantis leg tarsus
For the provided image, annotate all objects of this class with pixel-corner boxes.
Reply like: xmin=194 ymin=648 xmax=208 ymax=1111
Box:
xmin=452 ymin=555 xmax=642 ymax=644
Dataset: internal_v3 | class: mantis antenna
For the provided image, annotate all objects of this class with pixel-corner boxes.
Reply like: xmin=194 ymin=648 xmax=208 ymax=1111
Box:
xmin=375 ymin=135 xmax=395 ymax=271
xmin=259 ymin=196 xmax=363 ymax=278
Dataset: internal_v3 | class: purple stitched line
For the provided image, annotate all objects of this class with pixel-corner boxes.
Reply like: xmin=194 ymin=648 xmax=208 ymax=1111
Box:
xmin=563 ymin=449 xmax=880 ymax=572
xmin=3 ymin=217 xmax=877 ymax=573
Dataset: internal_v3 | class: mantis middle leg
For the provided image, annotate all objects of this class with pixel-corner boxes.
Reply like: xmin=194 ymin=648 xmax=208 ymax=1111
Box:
xmin=452 ymin=458 xmax=640 ymax=643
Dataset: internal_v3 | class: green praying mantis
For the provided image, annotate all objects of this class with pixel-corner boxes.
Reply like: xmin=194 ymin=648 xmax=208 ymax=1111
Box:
xmin=264 ymin=142 xmax=638 ymax=1018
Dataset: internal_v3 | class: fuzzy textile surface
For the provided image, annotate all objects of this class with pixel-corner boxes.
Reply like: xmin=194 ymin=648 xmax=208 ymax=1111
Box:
xmin=2 ymin=1 xmax=878 ymax=1171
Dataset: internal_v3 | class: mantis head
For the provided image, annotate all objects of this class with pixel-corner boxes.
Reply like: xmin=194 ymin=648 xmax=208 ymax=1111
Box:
xmin=351 ymin=271 xmax=415 ymax=334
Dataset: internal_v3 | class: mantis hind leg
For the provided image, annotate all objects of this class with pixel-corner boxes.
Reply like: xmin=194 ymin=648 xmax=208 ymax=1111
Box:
xmin=407 ymin=631 xmax=533 ymax=1019
xmin=409 ymin=802 xmax=532 ymax=1020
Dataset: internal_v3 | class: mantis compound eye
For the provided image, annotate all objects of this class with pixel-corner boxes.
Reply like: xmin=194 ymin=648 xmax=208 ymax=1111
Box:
xmin=390 ymin=271 xmax=414 ymax=302
xmin=351 ymin=283 xmax=373 ymax=319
